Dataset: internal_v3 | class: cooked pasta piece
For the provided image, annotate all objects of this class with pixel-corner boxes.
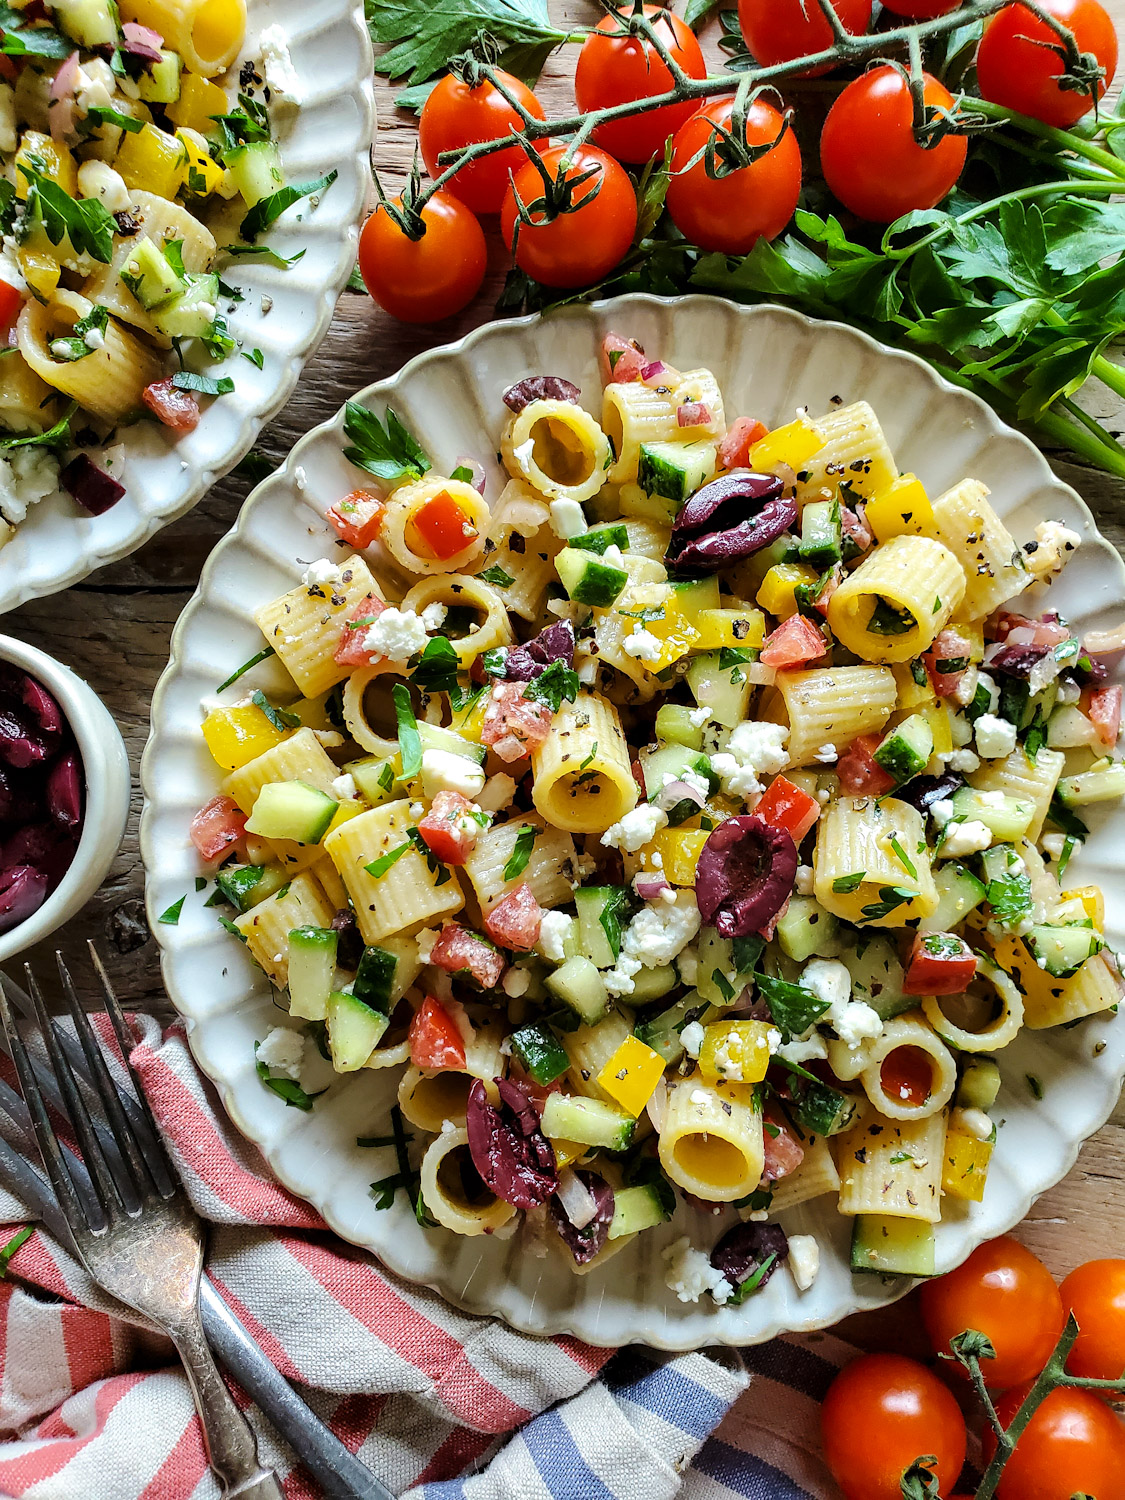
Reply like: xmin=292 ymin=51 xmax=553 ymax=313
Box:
xmin=991 ymin=939 xmax=1121 ymax=1029
xmin=380 ymin=476 xmax=490 ymax=575
xmin=853 ymin=1013 xmax=958 ymax=1120
xmin=324 ymin=801 xmax=464 ymax=944
xmin=400 ymin=575 xmax=512 ymax=667
xmin=17 ymin=291 xmax=162 ymax=423
xmin=81 ymin=193 xmax=216 ymax=346
xmin=119 ymin=0 xmax=246 ymax=74
xmin=836 ymin=1110 xmax=947 ymax=1222
xmin=921 ymin=953 xmax=1024 ymax=1053
xmin=561 ymin=1010 xmax=633 ymax=1103
xmin=763 ymin=1135 xmax=842 ymax=1215
xmin=223 ymin=727 xmax=338 ymax=813
xmin=461 ymin=814 xmax=578 ymax=914
xmin=0 ymin=351 xmax=54 ymax=434
xmin=814 ymin=796 xmax=938 ymax=925
xmin=341 ymin=666 xmax=400 ymax=757
xmin=254 ymin=556 xmax=383 ymax=699
xmin=798 ymin=400 xmax=898 ymax=503
xmin=970 ymin=745 xmax=1065 ymax=842
xmin=776 ymin=665 xmax=898 ymax=767
xmin=827 ymin=535 xmax=966 ymax=664
xmin=602 ymin=371 xmax=724 ymax=485
xmin=931 ymin=480 xmax=1029 ymax=619
xmin=398 ymin=1027 xmax=504 ymax=1131
xmin=531 ymin=691 xmax=638 ymax=833
xmin=420 ymin=1127 xmax=516 ymax=1236
xmin=500 ymin=399 xmax=611 ymax=505
xmin=234 ymin=872 xmax=333 ymax=988
xmin=658 ymin=1073 xmax=765 ymax=1202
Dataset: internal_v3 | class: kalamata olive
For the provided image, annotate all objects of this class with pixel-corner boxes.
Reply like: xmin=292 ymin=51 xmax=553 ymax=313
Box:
xmin=46 ymin=753 xmax=82 ymax=831
xmin=549 ymin=1170 xmax=615 ymax=1265
xmin=59 ymin=454 xmax=126 ymax=515
xmin=674 ymin=470 xmax=784 ymax=536
xmin=894 ymin=772 xmax=963 ymax=814
xmin=984 ymin=642 xmax=1050 ymax=678
xmin=696 ymin=815 xmax=798 ymax=939
xmin=502 ymin=376 xmax=582 ymax=413
xmin=466 ymin=1077 xmax=558 ymax=1211
xmin=0 ymin=706 xmax=48 ymax=769
xmin=20 ymin=676 xmax=64 ymax=736
xmin=3 ymin=823 xmax=73 ymax=887
xmin=330 ymin=909 xmax=364 ymax=971
xmin=504 ymin=620 xmax=576 ymax=682
xmin=710 ymin=1221 xmax=789 ymax=1294
xmin=1074 ymin=655 xmax=1110 ymax=686
xmin=0 ymin=865 xmax=49 ymax=933
xmin=667 ymin=498 xmax=797 ymax=575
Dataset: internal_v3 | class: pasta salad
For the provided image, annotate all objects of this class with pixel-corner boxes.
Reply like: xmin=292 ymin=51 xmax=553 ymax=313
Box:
xmin=190 ymin=335 xmax=1125 ymax=1306
xmin=0 ymin=0 xmax=331 ymax=536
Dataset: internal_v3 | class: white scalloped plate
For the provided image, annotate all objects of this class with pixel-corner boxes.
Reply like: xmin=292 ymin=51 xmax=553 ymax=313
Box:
xmin=0 ymin=0 xmax=374 ymax=615
xmin=140 ymin=296 xmax=1125 ymax=1350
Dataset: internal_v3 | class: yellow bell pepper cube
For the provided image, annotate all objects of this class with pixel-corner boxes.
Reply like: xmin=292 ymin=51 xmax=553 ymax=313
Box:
xmin=864 ymin=473 xmax=936 ymax=542
xmin=176 ymin=128 xmax=225 ymax=197
xmin=893 ymin=662 xmax=937 ymax=713
xmin=596 ymin=1035 xmax=666 ymax=1117
xmin=694 ymin=608 xmax=766 ymax=651
xmin=551 ymin=1139 xmax=588 ymax=1171
xmin=748 ymin=417 xmax=824 ymax=475
xmin=1061 ymin=885 xmax=1104 ymax=930
xmin=942 ymin=1130 xmax=993 ymax=1202
xmin=923 ymin=702 xmax=954 ymax=758
xmin=114 ymin=123 xmax=188 ymax=199
xmin=15 ymin=131 xmax=76 ymax=198
xmin=201 ymin=705 xmax=288 ymax=771
xmin=324 ymin=800 xmax=368 ymax=838
xmin=697 ymin=1020 xmax=773 ymax=1086
xmin=756 ymin=562 xmax=818 ymax=621
xmin=16 ymin=246 xmax=59 ymax=300
xmin=167 ymin=73 xmax=230 ymax=137
xmin=644 ymin=828 xmax=709 ymax=887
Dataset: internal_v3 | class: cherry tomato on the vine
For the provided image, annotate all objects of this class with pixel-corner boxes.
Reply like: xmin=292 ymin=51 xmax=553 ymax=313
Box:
xmin=358 ymin=191 xmax=487 ymax=324
xmin=574 ymin=5 xmax=706 ymax=164
xmin=880 ymin=0 xmax=962 ymax=15
xmin=820 ymin=65 xmax=967 ymax=223
xmin=920 ymin=1237 xmax=1066 ymax=1389
xmin=1061 ymin=1258 xmax=1125 ymax=1381
xmin=665 ymin=97 xmax=801 ymax=255
xmin=977 ymin=0 xmax=1118 ymax=129
xmin=820 ymin=1353 xmax=967 ymax=1500
xmin=500 ymin=144 xmax=637 ymax=288
xmin=983 ymin=1383 xmax=1125 ymax=1500
xmin=419 ymin=69 xmax=546 ymax=215
xmin=737 ymin=0 xmax=872 ymax=73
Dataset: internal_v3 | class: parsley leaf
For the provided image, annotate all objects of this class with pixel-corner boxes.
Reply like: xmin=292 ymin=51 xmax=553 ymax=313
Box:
xmin=393 ymin=683 xmax=422 ymax=777
xmin=255 ymin=1055 xmax=325 ymax=1111
xmin=832 ymin=872 xmax=865 ymax=893
xmin=173 ymin=371 xmax=235 ymax=396
xmin=0 ymin=402 xmax=77 ymax=452
xmin=408 ymin=635 xmax=460 ymax=694
xmin=250 ymin=691 xmax=300 ymax=733
xmin=217 ymin=645 xmax=275 ymax=692
xmin=888 ymin=835 xmax=917 ymax=880
xmin=0 ymin=5 xmax=70 ymax=56
xmin=239 ymin=170 xmax=337 ymax=240
xmin=987 ymin=867 xmax=1033 ymax=925
xmin=859 ymin=885 xmax=916 ymax=922
xmin=522 ymin=660 xmax=579 ymax=713
xmin=158 ymin=896 xmax=186 ymax=925
xmin=365 ymin=0 xmax=569 ymax=85
xmin=223 ymin=243 xmax=307 ymax=267
xmin=754 ymin=972 xmax=830 ymax=1041
xmin=503 ymin=824 xmax=538 ymax=882
xmin=343 ymin=401 xmax=431 ymax=483
xmin=480 ymin=564 xmax=516 ymax=588
xmin=84 ymin=105 xmax=143 ymax=134
xmin=47 ymin=304 xmax=109 ymax=363
xmin=242 ymin=347 xmax=265 ymax=370
xmin=22 ymin=171 xmax=116 ymax=263
xmin=365 ymin=840 xmax=413 ymax=879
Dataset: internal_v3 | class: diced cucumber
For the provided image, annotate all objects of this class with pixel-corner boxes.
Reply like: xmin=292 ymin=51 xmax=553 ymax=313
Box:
xmin=640 ymin=743 xmax=716 ymax=800
xmin=1057 ymin=762 xmax=1125 ymax=806
xmin=554 ymin=547 xmax=628 ymax=608
xmin=287 ymin=926 xmax=337 ymax=1020
xmin=574 ymin=886 xmax=628 ymax=969
xmin=873 ymin=714 xmax=933 ymax=786
xmin=545 ymin=956 xmax=609 ymax=1025
xmin=608 ymin=1182 xmax=671 ymax=1239
xmin=672 ymin=575 xmax=722 ymax=612
xmin=417 ymin=722 xmax=486 ymax=764
xmin=347 ymin=756 xmax=399 ymax=805
xmin=655 ymin=703 xmax=705 ymax=751
xmin=224 ymin=140 xmax=284 ymax=207
xmin=510 ymin=1023 xmax=570 ymax=1085
xmin=119 ymin=236 xmax=186 ymax=311
xmin=568 ymin=524 xmax=629 ymax=555
xmin=957 ymin=1057 xmax=1002 ymax=1112
xmin=53 ymin=0 xmax=118 ymax=48
xmin=948 ymin=787 xmax=1034 ymax=842
xmin=150 ymin=273 xmax=221 ymax=341
xmin=137 ymin=49 xmax=183 ymax=104
xmin=798 ymin=498 xmax=842 ymax=570
xmin=784 ymin=1072 xmax=859 ymax=1137
xmin=851 ymin=1216 xmax=936 ymax=1277
xmin=775 ymin=895 xmax=841 ymax=963
xmin=540 ymin=1092 xmax=635 ymax=1150
xmin=844 ymin=934 xmax=912 ymax=1021
xmin=326 ymin=990 xmax=388 ymax=1072
xmin=628 ymin=965 xmax=679 ymax=1004
xmin=216 ymin=863 xmax=268 ymax=911
xmin=918 ymin=861 xmax=987 ymax=934
xmin=1023 ymin=923 xmax=1103 ymax=978
xmin=245 ymin=781 xmax=338 ymax=844
xmin=687 ymin=650 xmax=751 ymax=729
xmin=635 ymin=995 xmax=707 ymax=1065
xmin=637 ymin=440 xmax=717 ymax=505
xmin=352 ymin=945 xmax=398 ymax=1013
xmin=696 ymin=928 xmax=761 ymax=1006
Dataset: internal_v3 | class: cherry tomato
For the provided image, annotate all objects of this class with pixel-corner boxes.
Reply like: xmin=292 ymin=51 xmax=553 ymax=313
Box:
xmin=665 ymin=97 xmax=802 ymax=254
xmin=1061 ymin=1259 xmax=1125 ymax=1380
xmin=574 ymin=5 xmax=706 ymax=163
xmin=754 ymin=774 xmax=821 ymax=843
xmin=0 ymin=277 xmax=23 ymax=337
xmin=189 ymin=796 xmax=246 ymax=862
xmin=737 ymin=0 xmax=872 ymax=73
xmin=501 ymin=145 xmax=637 ymax=289
xmin=920 ymin=1237 xmax=1066 ymax=1388
xmin=903 ymin=932 xmax=979 ymax=995
xmin=717 ymin=416 xmax=769 ymax=468
xmin=983 ymin=1383 xmax=1125 ymax=1500
xmin=760 ymin=613 xmax=828 ymax=670
xmin=977 ymin=0 xmax=1118 ymax=129
xmin=419 ymin=69 xmax=546 ymax=214
xmin=409 ymin=490 xmax=477 ymax=561
xmin=881 ymin=0 xmax=962 ymax=14
xmin=327 ymin=491 xmax=385 ymax=549
xmin=409 ymin=995 xmax=467 ymax=1071
xmin=837 ymin=733 xmax=895 ymax=795
xmin=881 ymin=1046 xmax=936 ymax=1109
xmin=821 ymin=66 xmax=967 ymax=223
xmin=820 ymin=1353 xmax=967 ymax=1500
xmin=358 ymin=191 xmax=486 ymax=324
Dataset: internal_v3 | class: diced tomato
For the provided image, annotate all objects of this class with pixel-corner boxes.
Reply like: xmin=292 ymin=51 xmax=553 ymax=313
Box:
xmin=333 ymin=593 xmax=387 ymax=667
xmin=327 ymin=491 xmax=386 ymax=549
xmin=762 ymin=1111 xmax=805 ymax=1182
xmin=484 ymin=882 xmax=543 ymax=951
xmin=417 ymin=790 xmax=483 ymax=867
xmin=409 ymin=994 xmax=468 ymax=1071
xmin=923 ymin=627 xmax=973 ymax=699
xmin=600 ymin=332 xmax=646 ymax=384
xmin=836 ymin=733 xmax=895 ymax=795
xmin=410 ymin=491 xmax=477 ymax=562
xmin=903 ymin=931 xmax=978 ymax=996
xmin=717 ymin=416 xmax=769 ymax=470
xmin=0 ymin=278 xmax=23 ymax=337
xmin=992 ymin=612 xmax=1071 ymax=648
xmin=480 ymin=682 xmax=553 ymax=762
xmin=841 ymin=505 xmax=873 ymax=555
xmin=1088 ymin=684 xmax=1122 ymax=749
xmin=189 ymin=795 xmax=246 ymax=861
xmin=880 ymin=1046 xmax=934 ymax=1109
xmin=760 ymin=614 xmax=828 ymax=669
xmin=142 ymin=377 xmax=201 ymax=432
xmin=429 ymin=922 xmax=505 ymax=988
xmin=755 ymin=774 xmax=820 ymax=843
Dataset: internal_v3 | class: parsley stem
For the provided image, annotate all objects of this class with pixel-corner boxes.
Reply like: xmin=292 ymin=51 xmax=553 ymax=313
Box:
xmin=968 ymin=97 xmax=1125 ymax=179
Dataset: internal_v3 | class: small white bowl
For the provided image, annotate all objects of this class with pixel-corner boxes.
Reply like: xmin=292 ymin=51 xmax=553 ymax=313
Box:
xmin=0 ymin=635 xmax=130 ymax=964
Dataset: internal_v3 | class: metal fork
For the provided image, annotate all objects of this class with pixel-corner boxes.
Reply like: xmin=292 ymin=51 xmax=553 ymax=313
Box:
xmin=0 ymin=954 xmax=283 ymax=1500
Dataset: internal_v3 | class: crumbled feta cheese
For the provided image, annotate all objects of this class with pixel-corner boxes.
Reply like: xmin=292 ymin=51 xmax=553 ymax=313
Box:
xmin=947 ymin=748 xmax=981 ymax=774
xmin=259 ymin=22 xmax=303 ymax=114
xmin=476 ymin=773 xmax=517 ymax=814
xmin=801 ymin=958 xmax=851 ymax=1013
xmin=622 ymin=891 xmax=701 ymax=967
xmin=332 ymin=773 xmax=358 ymax=800
xmin=548 ymin=498 xmax=587 ymax=540
xmin=256 ymin=1027 xmax=305 ymax=1081
xmin=953 ymin=1106 xmax=993 ymax=1142
xmin=0 ymin=233 xmax=25 ymax=296
xmin=662 ymin=1237 xmax=732 ymax=1305
xmin=663 ymin=768 xmax=710 ymax=801
xmin=364 ymin=606 xmax=431 ymax=663
xmin=777 ymin=1030 xmax=829 ymax=1066
xmin=788 ymin=1234 xmax=820 ymax=1293
xmin=1026 ymin=520 xmax=1081 ymax=580
xmin=601 ymin=544 xmax=625 ymax=569
xmin=414 ymin=927 xmax=440 ymax=964
xmin=795 ymin=864 xmax=814 ymax=896
xmin=623 ymin=625 xmax=662 ymax=661
xmin=814 ymin=743 xmax=837 ymax=763
xmin=0 ymin=448 xmax=60 ymax=526
xmin=677 ymin=948 xmax=699 ymax=986
xmin=978 ymin=789 xmax=1007 ymax=807
xmin=942 ymin=818 xmax=993 ymax=857
xmin=601 ymin=803 xmax=668 ymax=853
xmin=949 ymin=712 xmax=974 ymax=748
xmin=710 ymin=752 xmax=762 ymax=804
xmin=831 ymin=998 xmax=883 ymax=1050
xmin=974 ymin=713 xmax=1018 ymax=761
xmin=680 ymin=1020 xmax=705 ymax=1059
xmin=83 ymin=326 xmax=105 ymax=351
xmin=501 ymin=966 xmax=530 ymax=998
xmin=604 ymin=952 xmax=642 ymax=997
xmin=537 ymin=910 xmax=574 ymax=963
xmin=420 ymin=602 xmax=447 ymax=632
xmin=930 ymin=797 xmax=955 ymax=829
xmin=302 ymin=557 xmax=341 ymax=586
xmin=409 ymin=801 xmax=425 ymax=820
xmin=76 ymin=159 xmax=130 ymax=213
xmin=688 ymin=705 xmax=711 ymax=728
xmin=726 ymin=720 xmax=790 ymax=777
xmin=75 ymin=57 xmax=115 ymax=114
xmin=421 ymin=747 xmax=486 ymax=800
xmin=689 ymin=1089 xmax=711 ymax=1107
xmin=710 ymin=1030 xmax=744 ymax=1081
xmin=1041 ymin=833 xmax=1066 ymax=861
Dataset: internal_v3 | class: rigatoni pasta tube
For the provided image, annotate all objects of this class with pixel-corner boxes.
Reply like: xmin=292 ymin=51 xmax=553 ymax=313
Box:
xmin=420 ymin=1127 xmax=516 ymax=1237
xmin=931 ymin=479 xmax=1029 ymax=619
xmin=658 ymin=1073 xmax=764 ymax=1202
xmin=855 ymin=1013 xmax=957 ymax=1120
xmin=775 ymin=666 xmax=897 ymax=766
xmin=991 ymin=937 xmax=1121 ymax=1029
xmin=82 ymin=193 xmax=216 ymax=346
xmin=119 ymin=0 xmax=245 ymax=74
xmin=234 ymin=873 xmax=333 ymax=988
xmin=800 ymin=400 xmax=898 ymax=502
xmin=827 ymin=535 xmax=966 ymax=664
xmin=400 ymin=575 xmax=512 ymax=667
xmin=814 ymin=796 xmax=938 ymax=926
xmin=532 ymin=691 xmax=637 ymax=834
xmin=500 ymin=399 xmax=611 ymax=504
xmin=921 ymin=953 xmax=1024 ymax=1053
xmin=397 ymin=1025 xmax=504 ymax=1131
xmin=223 ymin=727 xmax=338 ymax=813
xmin=17 ymin=291 xmax=161 ymax=424
xmin=461 ymin=815 xmax=577 ymax=914
xmin=325 ymin=801 xmax=464 ymax=945
xmin=763 ymin=1135 xmax=841 ymax=1215
xmin=835 ymin=1110 xmax=947 ymax=1223
xmin=970 ymin=745 xmax=1064 ymax=843
xmin=380 ymin=476 xmax=490 ymax=575
xmin=254 ymin=555 xmax=384 ymax=699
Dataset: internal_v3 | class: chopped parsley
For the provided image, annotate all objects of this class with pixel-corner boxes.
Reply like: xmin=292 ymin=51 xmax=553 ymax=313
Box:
xmin=343 ymin=402 xmax=430 ymax=483
xmin=408 ymin=635 xmax=460 ymax=694
xmin=239 ymin=170 xmax=338 ymax=240
xmin=217 ymin=645 xmax=275 ymax=692
xmin=522 ymin=660 xmax=579 ymax=713
xmin=365 ymin=840 xmax=413 ymax=879
xmin=503 ymin=824 xmax=538 ymax=882
xmin=250 ymin=691 xmax=300 ymax=733
xmin=479 ymin=564 xmax=516 ymax=588
xmin=888 ymin=836 xmax=917 ymax=880
xmin=242 ymin=347 xmax=265 ymax=370
xmin=832 ymin=872 xmax=865 ymax=893
xmin=392 ymin=683 xmax=422 ymax=777
xmin=254 ymin=1048 xmax=326 ymax=1111
xmin=158 ymin=896 xmax=186 ymax=925
xmin=172 ymin=371 xmax=236 ymax=397
xmin=859 ymin=886 xmax=916 ymax=921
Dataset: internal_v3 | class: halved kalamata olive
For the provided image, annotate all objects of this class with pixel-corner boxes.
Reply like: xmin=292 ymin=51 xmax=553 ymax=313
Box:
xmin=502 ymin=376 xmax=582 ymax=414
xmin=466 ymin=1077 xmax=558 ymax=1211
xmin=0 ymin=865 xmax=49 ymax=933
xmin=59 ymin=454 xmax=126 ymax=516
xmin=1073 ymin=655 xmax=1110 ymax=686
xmin=330 ymin=908 xmax=364 ymax=970
xmin=710 ymin=1221 xmax=789 ymax=1294
xmin=673 ymin=470 xmax=784 ymax=536
xmin=20 ymin=675 xmax=64 ymax=736
xmin=504 ymin=620 xmax=576 ymax=682
xmin=3 ymin=823 xmax=72 ymax=885
xmin=549 ymin=1169 xmax=615 ymax=1265
xmin=0 ymin=708 xmax=47 ymax=769
xmin=894 ymin=772 xmax=963 ymax=814
xmin=667 ymin=498 xmax=798 ymax=575
xmin=46 ymin=753 xmax=82 ymax=831
xmin=984 ymin=642 xmax=1050 ymax=678
xmin=696 ymin=815 xmax=798 ymax=939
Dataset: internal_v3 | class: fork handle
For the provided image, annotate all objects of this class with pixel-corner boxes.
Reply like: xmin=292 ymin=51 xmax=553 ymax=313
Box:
xmin=172 ymin=1316 xmax=285 ymax=1500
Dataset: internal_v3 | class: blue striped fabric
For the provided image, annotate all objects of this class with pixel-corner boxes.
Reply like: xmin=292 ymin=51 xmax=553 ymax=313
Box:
xmin=691 ymin=1438 xmax=815 ymax=1500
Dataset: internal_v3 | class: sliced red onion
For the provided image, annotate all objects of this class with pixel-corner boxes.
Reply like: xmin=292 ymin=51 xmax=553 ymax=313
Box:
xmin=641 ymin=360 xmax=671 ymax=384
xmin=454 ymin=456 xmax=487 ymax=495
xmin=634 ymin=874 xmax=672 ymax=901
xmin=655 ymin=777 xmax=707 ymax=813
xmin=60 ymin=455 xmax=126 ymax=516
xmin=48 ymin=50 xmax=81 ymax=144
xmin=555 ymin=1166 xmax=599 ymax=1230
xmin=677 ymin=401 xmax=711 ymax=428
xmin=842 ymin=504 xmax=873 ymax=554
xmin=549 ymin=1170 xmax=614 ymax=1264
xmin=502 ymin=376 xmax=582 ymax=414
xmin=696 ymin=815 xmax=797 ymax=939
xmin=119 ymin=21 xmax=163 ymax=64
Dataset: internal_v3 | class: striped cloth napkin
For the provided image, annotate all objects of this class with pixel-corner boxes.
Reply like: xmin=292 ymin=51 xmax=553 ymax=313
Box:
xmin=0 ymin=1014 xmax=851 ymax=1499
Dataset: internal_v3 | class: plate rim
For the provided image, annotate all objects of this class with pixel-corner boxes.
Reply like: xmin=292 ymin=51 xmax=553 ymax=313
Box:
xmin=140 ymin=293 xmax=1125 ymax=1349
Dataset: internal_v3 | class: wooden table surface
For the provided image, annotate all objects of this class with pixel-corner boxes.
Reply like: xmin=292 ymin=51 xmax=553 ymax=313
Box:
xmin=10 ymin=0 xmax=1125 ymax=1339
